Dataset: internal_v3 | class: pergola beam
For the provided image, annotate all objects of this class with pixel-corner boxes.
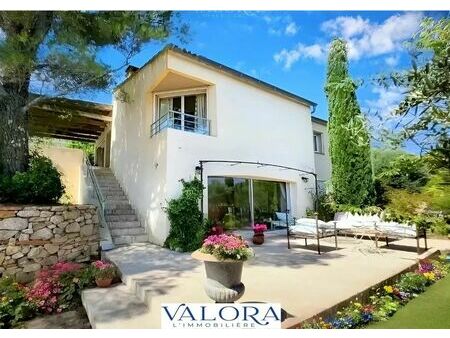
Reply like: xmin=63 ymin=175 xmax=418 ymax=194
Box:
xmin=30 ymin=132 xmax=97 ymax=142
xmin=27 ymin=96 xmax=113 ymax=142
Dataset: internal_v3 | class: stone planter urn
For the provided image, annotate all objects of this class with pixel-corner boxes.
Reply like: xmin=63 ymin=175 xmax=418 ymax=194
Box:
xmin=252 ymin=233 xmax=264 ymax=245
xmin=192 ymin=250 xmax=245 ymax=303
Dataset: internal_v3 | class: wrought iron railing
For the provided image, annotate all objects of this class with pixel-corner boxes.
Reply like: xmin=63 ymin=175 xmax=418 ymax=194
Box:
xmin=151 ymin=110 xmax=210 ymax=137
xmin=84 ymin=156 xmax=114 ymax=250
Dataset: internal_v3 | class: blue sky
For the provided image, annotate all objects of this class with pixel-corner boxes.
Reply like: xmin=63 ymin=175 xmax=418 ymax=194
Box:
xmin=79 ymin=11 xmax=447 ymax=150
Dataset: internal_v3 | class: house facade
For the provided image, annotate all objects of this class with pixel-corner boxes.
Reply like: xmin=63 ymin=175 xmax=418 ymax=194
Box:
xmin=96 ymin=45 xmax=331 ymax=245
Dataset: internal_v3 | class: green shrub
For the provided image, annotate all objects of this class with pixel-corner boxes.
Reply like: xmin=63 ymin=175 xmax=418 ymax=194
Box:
xmin=306 ymin=190 xmax=336 ymax=222
xmin=164 ymin=178 xmax=206 ymax=252
xmin=377 ymin=155 xmax=429 ymax=192
xmin=0 ymin=154 xmax=65 ymax=204
xmin=0 ymin=276 xmax=36 ymax=328
xmin=396 ymin=272 xmax=428 ymax=294
xmin=58 ymin=265 xmax=95 ymax=310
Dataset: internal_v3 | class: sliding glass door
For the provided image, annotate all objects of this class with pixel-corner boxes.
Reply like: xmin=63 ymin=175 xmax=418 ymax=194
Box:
xmin=207 ymin=177 xmax=251 ymax=230
xmin=253 ymin=180 xmax=287 ymax=224
xmin=208 ymin=177 xmax=287 ymax=230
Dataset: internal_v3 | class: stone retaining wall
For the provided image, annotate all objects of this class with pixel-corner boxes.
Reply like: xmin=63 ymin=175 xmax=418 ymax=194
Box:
xmin=0 ymin=204 xmax=99 ymax=282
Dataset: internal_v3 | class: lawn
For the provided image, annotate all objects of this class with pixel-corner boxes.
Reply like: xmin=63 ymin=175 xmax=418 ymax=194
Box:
xmin=369 ymin=274 xmax=450 ymax=329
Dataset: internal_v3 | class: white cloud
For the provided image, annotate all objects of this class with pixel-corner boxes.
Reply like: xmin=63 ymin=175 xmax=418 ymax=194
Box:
xmin=321 ymin=16 xmax=370 ymax=39
xmin=274 ymin=12 xmax=422 ymax=69
xmin=366 ymin=86 xmax=404 ymax=117
xmin=322 ymin=12 xmax=422 ymax=60
xmin=262 ymin=13 xmax=299 ymax=37
xmin=274 ymin=43 xmax=327 ymax=69
xmin=285 ymin=22 xmax=299 ymax=36
xmin=385 ymin=55 xmax=400 ymax=67
xmin=268 ymin=28 xmax=282 ymax=36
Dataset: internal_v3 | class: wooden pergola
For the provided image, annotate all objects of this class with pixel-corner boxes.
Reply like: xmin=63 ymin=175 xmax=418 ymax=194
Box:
xmin=28 ymin=96 xmax=112 ymax=142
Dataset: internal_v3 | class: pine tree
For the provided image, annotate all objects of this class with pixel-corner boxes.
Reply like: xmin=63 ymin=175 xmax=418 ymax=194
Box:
xmin=325 ymin=39 xmax=374 ymax=207
xmin=0 ymin=12 xmax=187 ymax=175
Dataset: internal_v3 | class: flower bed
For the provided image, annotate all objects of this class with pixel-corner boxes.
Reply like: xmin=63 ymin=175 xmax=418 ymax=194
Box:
xmin=0 ymin=260 xmax=117 ymax=328
xmin=300 ymin=257 xmax=450 ymax=329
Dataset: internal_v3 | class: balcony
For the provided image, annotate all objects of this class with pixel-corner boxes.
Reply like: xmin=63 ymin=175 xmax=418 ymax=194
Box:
xmin=151 ymin=110 xmax=210 ymax=137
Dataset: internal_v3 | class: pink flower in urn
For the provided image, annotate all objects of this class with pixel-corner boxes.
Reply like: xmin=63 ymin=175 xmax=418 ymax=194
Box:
xmin=201 ymin=233 xmax=253 ymax=260
xmin=252 ymin=223 xmax=267 ymax=234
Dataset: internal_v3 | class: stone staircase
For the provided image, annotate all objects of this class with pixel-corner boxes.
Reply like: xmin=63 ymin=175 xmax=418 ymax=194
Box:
xmin=92 ymin=168 xmax=148 ymax=246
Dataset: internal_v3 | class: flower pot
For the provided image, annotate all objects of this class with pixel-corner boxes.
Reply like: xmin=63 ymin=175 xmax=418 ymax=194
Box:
xmin=95 ymin=278 xmax=113 ymax=288
xmin=192 ymin=250 xmax=246 ymax=303
xmin=252 ymin=233 xmax=264 ymax=245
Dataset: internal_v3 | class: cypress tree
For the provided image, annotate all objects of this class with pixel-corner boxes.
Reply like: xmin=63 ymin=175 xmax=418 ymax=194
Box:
xmin=325 ymin=39 xmax=374 ymax=207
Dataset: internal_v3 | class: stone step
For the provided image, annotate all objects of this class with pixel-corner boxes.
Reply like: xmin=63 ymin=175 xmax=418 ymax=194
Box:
xmin=104 ymin=201 xmax=132 ymax=210
xmin=108 ymin=221 xmax=141 ymax=229
xmin=104 ymin=208 xmax=136 ymax=216
xmin=103 ymin=195 xmax=127 ymax=201
xmin=111 ymin=227 xmax=146 ymax=237
xmin=93 ymin=168 xmax=148 ymax=247
xmin=98 ymin=184 xmax=122 ymax=189
xmin=113 ymin=235 xmax=148 ymax=246
xmin=105 ymin=214 xmax=138 ymax=222
xmin=99 ymin=187 xmax=124 ymax=192
xmin=82 ymin=284 xmax=153 ymax=328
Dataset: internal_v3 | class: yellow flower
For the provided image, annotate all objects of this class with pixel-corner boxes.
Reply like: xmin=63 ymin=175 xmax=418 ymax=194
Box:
xmin=1 ymin=296 xmax=8 ymax=303
xmin=423 ymin=272 xmax=436 ymax=281
xmin=384 ymin=285 xmax=394 ymax=293
xmin=354 ymin=302 xmax=362 ymax=308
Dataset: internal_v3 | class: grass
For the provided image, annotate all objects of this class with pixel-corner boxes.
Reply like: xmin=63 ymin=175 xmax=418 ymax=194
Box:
xmin=369 ymin=274 xmax=450 ymax=329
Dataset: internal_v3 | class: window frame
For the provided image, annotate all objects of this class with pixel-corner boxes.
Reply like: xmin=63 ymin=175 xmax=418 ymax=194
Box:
xmin=313 ymin=131 xmax=324 ymax=154
xmin=154 ymin=88 xmax=207 ymax=122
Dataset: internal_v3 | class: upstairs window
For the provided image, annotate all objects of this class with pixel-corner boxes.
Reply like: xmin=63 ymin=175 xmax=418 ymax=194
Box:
xmin=313 ymin=132 xmax=323 ymax=153
xmin=151 ymin=92 xmax=209 ymax=136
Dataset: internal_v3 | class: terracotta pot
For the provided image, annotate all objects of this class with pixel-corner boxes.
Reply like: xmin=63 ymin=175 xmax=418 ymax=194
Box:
xmin=95 ymin=278 xmax=113 ymax=288
xmin=252 ymin=233 xmax=264 ymax=245
xmin=191 ymin=250 xmax=246 ymax=303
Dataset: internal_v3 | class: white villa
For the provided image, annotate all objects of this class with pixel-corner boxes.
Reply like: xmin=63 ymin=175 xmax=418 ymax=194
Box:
xmin=30 ymin=44 xmax=331 ymax=247
xmin=92 ymin=45 xmax=331 ymax=245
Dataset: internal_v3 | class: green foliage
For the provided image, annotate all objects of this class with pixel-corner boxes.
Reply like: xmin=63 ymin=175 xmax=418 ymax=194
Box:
xmin=0 ymin=11 xmax=187 ymax=175
xmin=371 ymin=148 xmax=407 ymax=176
xmin=0 ymin=276 xmax=37 ymax=329
xmin=376 ymin=17 xmax=450 ymax=160
xmin=0 ymin=154 xmax=65 ymax=204
xmin=376 ymin=154 xmax=429 ymax=191
xmin=325 ymin=39 xmax=374 ymax=207
xmin=67 ymin=141 xmax=95 ymax=164
xmin=371 ymin=295 xmax=400 ymax=321
xmin=306 ymin=190 xmax=336 ymax=222
xmin=58 ymin=266 xmax=95 ymax=310
xmin=397 ymin=272 xmax=428 ymax=294
xmin=164 ymin=178 xmax=206 ymax=252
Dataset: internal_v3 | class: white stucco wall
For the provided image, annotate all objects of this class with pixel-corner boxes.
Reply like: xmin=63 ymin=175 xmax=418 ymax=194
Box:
xmin=312 ymin=120 xmax=332 ymax=184
xmin=110 ymin=53 xmax=170 ymax=244
xmin=111 ymin=50 xmax=318 ymax=245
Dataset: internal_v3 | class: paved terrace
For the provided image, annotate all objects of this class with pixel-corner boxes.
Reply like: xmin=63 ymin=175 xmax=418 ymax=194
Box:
xmin=82 ymin=232 xmax=450 ymax=328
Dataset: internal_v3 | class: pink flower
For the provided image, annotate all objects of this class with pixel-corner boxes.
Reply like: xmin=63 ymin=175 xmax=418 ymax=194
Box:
xmin=252 ymin=224 xmax=267 ymax=233
xmin=92 ymin=260 xmax=113 ymax=270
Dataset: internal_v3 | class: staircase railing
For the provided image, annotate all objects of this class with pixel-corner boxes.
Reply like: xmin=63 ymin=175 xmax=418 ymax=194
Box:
xmin=84 ymin=156 xmax=114 ymax=250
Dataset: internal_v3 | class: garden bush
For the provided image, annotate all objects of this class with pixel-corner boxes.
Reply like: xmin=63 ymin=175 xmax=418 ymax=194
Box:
xmin=0 ymin=153 xmax=65 ymax=204
xmin=164 ymin=178 xmax=207 ymax=252
xmin=0 ymin=276 xmax=36 ymax=328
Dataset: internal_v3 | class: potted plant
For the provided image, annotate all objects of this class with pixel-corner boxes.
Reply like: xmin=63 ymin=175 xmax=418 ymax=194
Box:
xmin=192 ymin=233 xmax=253 ymax=303
xmin=91 ymin=260 xmax=116 ymax=288
xmin=252 ymin=223 xmax=267 ymax=245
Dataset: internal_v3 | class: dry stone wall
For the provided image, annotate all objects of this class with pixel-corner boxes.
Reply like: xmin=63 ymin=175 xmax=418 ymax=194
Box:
xmin=0 ymin=204 xmax=99 ymax=282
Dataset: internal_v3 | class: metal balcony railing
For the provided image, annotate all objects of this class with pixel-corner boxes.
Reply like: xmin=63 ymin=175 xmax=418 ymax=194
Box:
xmin=151 ymin=110 xmax=210 ymax=137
